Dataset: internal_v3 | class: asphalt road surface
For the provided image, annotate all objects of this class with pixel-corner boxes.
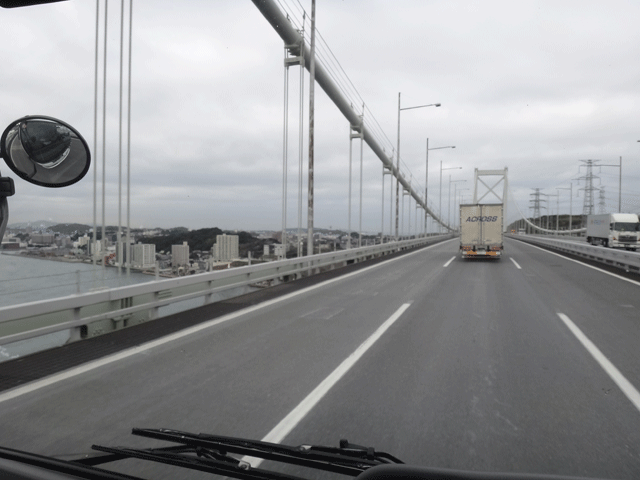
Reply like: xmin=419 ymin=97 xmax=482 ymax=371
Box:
xmin=1 ymin=237 xmax=639 ymax=480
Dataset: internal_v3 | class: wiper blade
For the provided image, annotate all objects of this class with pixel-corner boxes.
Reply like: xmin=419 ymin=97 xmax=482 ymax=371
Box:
xmin=134 ymin=428 xmax=403 ymax=474
xmin=83 ymin=428 xmax=402 ymax=480
xmin=87 ymin=444 xmax=306 ymax=480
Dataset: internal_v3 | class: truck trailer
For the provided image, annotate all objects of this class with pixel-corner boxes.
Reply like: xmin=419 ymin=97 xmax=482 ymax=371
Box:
xmin=586 ymin=213 xmax=639 ymax=250
xmin=460 ymin=204 xmax=504 ymax=258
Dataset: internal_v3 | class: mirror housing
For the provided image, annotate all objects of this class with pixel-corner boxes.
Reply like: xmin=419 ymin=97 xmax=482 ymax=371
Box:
xmin=1 ymin=116 xmax=90 ymax=188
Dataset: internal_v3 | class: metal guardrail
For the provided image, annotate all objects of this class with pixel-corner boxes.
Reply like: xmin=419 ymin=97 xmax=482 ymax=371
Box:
xmin=0 ymin=235 xmax=452 ymax=347
xmin=508 ymin=234 xmax=640 ymax=274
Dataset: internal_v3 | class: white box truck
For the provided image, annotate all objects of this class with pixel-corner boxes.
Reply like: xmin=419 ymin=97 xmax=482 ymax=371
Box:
xmin=586 ymin=213 xmax=639 ymax=250
xmin=460 ymin=204 xmax=504 ymax=258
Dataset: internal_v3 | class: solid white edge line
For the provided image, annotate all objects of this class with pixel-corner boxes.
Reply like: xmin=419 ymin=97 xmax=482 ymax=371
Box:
xmin=509 ymin=257 xmax=522 ymax=269
xmin=514 ymin=240 xmax=640 ymax=287
xmin=0 ymin=239 xmax=455 ymax=404
xmin=443 ymin=256 xmax=455 ymax=267
xmin=243 ymin=302 xmax=412 ymax=468
xmin=557 ymin=313 xmax=640 ymax=414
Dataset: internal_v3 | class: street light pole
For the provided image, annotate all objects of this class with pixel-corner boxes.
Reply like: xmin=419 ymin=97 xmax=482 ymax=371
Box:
xmin=426 ymin=143 xmax=455 ymax=235
xmin=600 ymin=157 xmax=622 ymax=212
xmin=396 ymin=94 xmax=440 ymax=240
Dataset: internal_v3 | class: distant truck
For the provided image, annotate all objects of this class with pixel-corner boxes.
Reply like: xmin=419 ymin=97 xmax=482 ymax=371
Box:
xmin=460 ymin=204 xmax=504 ymax=258
xmin=586 ymin=213 xmax=639 ymax=250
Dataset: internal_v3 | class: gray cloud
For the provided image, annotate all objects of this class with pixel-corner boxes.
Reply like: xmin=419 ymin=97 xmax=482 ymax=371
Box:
xmin=2 ymin=0 xmax=639 ymax=233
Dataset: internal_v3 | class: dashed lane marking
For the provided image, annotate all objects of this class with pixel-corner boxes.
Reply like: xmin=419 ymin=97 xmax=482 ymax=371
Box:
xmin=244 ymin=303 xmax=413 ymax=467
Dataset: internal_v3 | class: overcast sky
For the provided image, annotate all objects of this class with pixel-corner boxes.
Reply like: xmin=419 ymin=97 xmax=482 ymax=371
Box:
xmin=1 ymin=0 xmax=639 ymax=233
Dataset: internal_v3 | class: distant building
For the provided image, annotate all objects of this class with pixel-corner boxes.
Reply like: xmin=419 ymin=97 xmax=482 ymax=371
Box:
xmin=89 ymin=241 xmax=102 ymax=256
xmin=263 ymin=245 xmax=270 ymax=256
xmin=1 ymin=237 xmax=20 ymax=250
xmin=212 ymin=234 xmax=239 ymax=262
xmin=116 ymin=242 xmax=130 ymax=265
xmin=172 ymin=241 xmax=190 ymax=267
xmin=31 ymin=233 xmax=55 ymax=245
xmin=76 ymin=234 xmax=91 ymax=247
xmin=132 ymin=243 xmax=156 ymax=268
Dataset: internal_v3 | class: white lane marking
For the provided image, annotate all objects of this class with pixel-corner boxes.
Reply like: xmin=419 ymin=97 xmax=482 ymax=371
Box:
xmin=510 ymin=257 xmax=522 ymax=269
xmin=443 ymin=256 xmax=455 ymax=267
xmin=557 ymin=313 xmax=640 ymax=414
xmin=244 ymin=303 xmax=412 ymax=467
xmin=516 ymin=241 xmax=640 ymax=287
xmin=0 ymin=240 xmax=455 ymax=404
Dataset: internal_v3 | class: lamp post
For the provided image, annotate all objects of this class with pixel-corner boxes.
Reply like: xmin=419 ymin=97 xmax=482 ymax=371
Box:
xmin=449 ymin=177 xmax=466 ymax=229
xmin=440 ymin=163 xmax=462 ymax=232
xmin=396 ymin=93 xmax=440 ymax=240
xmin=600 ymin=157 xmax=622 ymax=212
xmin=425 ymin=139 xmax=455 ymax=235
xmin=557 ymin=183 xmax=572 ymax=235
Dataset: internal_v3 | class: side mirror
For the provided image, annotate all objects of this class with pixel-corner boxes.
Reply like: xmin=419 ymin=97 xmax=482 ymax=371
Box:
xmin=1 ymin=116 xmax=91 ymax=188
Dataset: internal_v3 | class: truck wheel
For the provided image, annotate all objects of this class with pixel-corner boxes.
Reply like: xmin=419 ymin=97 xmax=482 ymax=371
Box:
xmin=604 ymin=239 xmax=609 ymax=247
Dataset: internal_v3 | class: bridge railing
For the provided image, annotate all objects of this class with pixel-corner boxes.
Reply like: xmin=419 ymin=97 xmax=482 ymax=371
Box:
xmin=508 ymin=234 xmax=640 ymax=274
xmin=0 ymin=234 xmax=452 ymax=348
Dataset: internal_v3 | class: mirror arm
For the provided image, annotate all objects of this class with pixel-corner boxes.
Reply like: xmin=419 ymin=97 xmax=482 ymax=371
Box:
xmin=0 ymin=192 xmax=8 ymax=242
xmin=0 ymin=176 xmax=15 ymax=197
xmin=0 ymin=175 xmax=13 ymax=241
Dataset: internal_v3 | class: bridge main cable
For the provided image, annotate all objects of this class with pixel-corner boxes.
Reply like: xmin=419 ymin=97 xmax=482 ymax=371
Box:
xmin=251 ymin=0 xmax=452 ymax=232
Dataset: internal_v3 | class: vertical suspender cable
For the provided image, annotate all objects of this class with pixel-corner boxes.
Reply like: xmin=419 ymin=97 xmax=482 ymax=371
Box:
xmin=395 ymin=93 xmax=400 ymax=240
xmin=306 ymin=0 xmax=315 ymax=257
xmin=101 ymin=0 xmax=108 ymax=277
xmin=389 ymin=150 xmax=393 ymax=239
xmin=92 ymin=0 xmax=99 ymax=283
xmin=126 ymin=0 xmax=133 ymax=276
xmin=381 ymin=163 xmax=384 ymax=243
xmin=297 ymin=25 xmax=304 ymax=259
xmin=358 ymin=104 xmax=363 ymax=248
xmin=347 ymin=126 xmax=352 ymax=249
xmin=425 ymin=138 xmax=429 ymax=236
xmin=282 ymin=52 xmax=289 ymax=258
xmin=117 ymin=0 xmax=125 ymax=275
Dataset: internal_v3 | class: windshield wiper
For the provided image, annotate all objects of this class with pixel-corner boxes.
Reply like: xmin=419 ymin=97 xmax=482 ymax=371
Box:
xmin=75 ymin=428 xmax=403 ymax=480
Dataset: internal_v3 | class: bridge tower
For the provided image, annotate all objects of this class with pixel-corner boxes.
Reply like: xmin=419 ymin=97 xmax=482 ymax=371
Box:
xmin=472 ymin=168 xmax=508 ymax=231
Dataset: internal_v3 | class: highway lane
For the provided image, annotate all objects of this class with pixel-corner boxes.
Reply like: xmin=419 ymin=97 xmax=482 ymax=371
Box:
xmin=0 ymin=239 xmax=458 ymax=479
xmin=1 ymin=237 xmax=639 ymax=479
xmin=265 ymin=238 xmax=640 ymax=480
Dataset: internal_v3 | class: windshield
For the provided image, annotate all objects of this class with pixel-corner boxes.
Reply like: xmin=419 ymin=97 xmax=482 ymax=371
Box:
xmin=613 ymin=223 xmax=639 ymax=232
xmin=1 ymin=2 xmax=639 ymax=480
